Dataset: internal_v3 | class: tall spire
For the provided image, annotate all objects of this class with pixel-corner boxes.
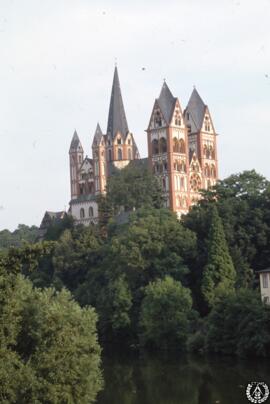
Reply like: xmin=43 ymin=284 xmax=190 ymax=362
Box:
xmin=185 ymin=88 xmax=206 ymax=132
xmin=107 ymin=66 xmax=129 ymax=138
xmin=69 ymin=130 xmax=83 ymax=152
xmin=157 ymin=81 xmax=177 ymax=124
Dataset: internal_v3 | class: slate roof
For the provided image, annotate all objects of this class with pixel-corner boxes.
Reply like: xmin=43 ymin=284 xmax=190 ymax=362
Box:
xmin=157 ymin=81 xmax=177 ymax=125
xmin=70 ymin=194 xmax=96 ymax=204
xmin=128 ymin=157 xmax=149 ymax=169
xmin=185 ymin=88 xmax=206 ymax=133
xmin=69 ymin=130 xmax=82 ymax=152
xmin=92 ymin=123 xmax=103 ymax=146
xmin=107 ymin=66 xmax=129 ymax=139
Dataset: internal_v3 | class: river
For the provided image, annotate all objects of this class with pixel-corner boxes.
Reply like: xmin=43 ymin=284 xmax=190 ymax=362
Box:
xmin=97 ymin=350 xmax=270 ymax=404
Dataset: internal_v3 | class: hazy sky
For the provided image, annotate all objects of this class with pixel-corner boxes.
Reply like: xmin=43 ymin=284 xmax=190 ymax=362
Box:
xmin=1 ymin=0 xmax=270 ymax=230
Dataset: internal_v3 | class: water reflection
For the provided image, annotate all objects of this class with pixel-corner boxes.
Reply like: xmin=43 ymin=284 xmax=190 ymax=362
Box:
xmin=97 ymin=350 xmax=270 ymax=404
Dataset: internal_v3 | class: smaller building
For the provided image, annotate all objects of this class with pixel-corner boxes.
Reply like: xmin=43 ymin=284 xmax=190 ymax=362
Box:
xmin=38 ymin=210 xmax=66 ymax=240
xmin=258 ymin=269 xmax=270 ymax=304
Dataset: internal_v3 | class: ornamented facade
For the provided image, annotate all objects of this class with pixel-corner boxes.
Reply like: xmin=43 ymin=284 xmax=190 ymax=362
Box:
xmin=69 ymin=67 xmax=218 ymax=224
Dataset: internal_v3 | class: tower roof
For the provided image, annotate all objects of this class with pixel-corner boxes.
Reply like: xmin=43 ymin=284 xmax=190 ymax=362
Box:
xmin=185 ymin=88 xmax=207 ymax=132
xmin=69 ymin=130 xmax=82 ymax=152
xmin=157 ymin=81 xmax=177 ymax=124
xmin=107 ymin=66 xmax=129 ymax=138
xmin=92 ymin=123 xmax=103 ymax=146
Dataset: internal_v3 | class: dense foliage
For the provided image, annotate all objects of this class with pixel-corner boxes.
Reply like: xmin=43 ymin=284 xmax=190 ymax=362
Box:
xmin=2 ymin=168 xmax=270 ymax=364
xmin=0 ymin=245 xmax=102 ymax=403
xmin=139 ymin=276 xmax=194 ymax=349
xmin=0 ymin=224 xmax=39 ymax=251
xmin=201 ymin=205 xmax=236 ymax=310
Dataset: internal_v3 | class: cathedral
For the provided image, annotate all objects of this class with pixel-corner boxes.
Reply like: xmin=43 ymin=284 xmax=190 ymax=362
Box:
xmin=69 ymin=67 xmax=218 ymax=225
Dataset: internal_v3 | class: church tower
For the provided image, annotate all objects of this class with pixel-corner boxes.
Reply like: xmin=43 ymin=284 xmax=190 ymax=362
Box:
xmin=69 ymin=130 xmax=84 ymax=200
xmin=106 ymin=66 xmax=139 ymax=169
xmin=184 ymin=88 xmax=218 ymax=204
xmin=92 ymin=123 xmax=107 ymax=195
xmin=147 ymin=82 xmax=190 ymax=217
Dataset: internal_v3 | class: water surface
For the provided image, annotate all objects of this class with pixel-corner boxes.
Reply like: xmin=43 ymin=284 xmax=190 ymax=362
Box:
xmin=97 ymin=351 xmax=270 ymax=404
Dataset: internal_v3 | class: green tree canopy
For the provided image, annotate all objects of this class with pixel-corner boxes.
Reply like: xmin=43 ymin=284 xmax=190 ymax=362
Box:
xmin=201 ymin=206 xmax=236 ymax=309
xmin=0 ymin=245 xmax=102 ymax=403
xmin=139 ymin=276 xmax=194 ymax=350
xmin=206 ymin=289 xmax=270 ymax=357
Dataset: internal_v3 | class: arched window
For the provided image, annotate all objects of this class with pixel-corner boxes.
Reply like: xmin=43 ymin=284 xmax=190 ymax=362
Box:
xmin=173 ymin=137 xmax=179 ymax=153
xmin=108 ymin=149 xmax=112 ymax=161
xmin=162 ymin=177 xmax=166 ymax=190
xmin=180 ymin=160 xmax=185 ymax=172
xmin=179 ymin=139 xmax=185 ymax=154
xmin=159 ymin=137 xmax=167 ymax=153
xmin=89 ymin=182 xmax=94 ymax=193
xmin=89 ymin=206 xmax=94 ymax=217
xmin=210 ymin=146 xmax=215 ymax=159
xmin=206 ymin=148 xmax=210 ymax=159
xmin=80 ymin=208 xmax=85 ymax=219
xmin=118 ymin=148 xmax=122 ymax=160
xmin=154 ymin=111 xmax=162 ymax=127
xmin=128 ymin=148 xmax=132 ymax=160
xmin=180 ymin=177 xmax=185 ymax=190
xmin=211 ymin=164 xmax=216 ymax=177
xmin=152 ymin=139 xmax=159 ymax=155
xmin=204 ymin=164 xmax=210 ymax=177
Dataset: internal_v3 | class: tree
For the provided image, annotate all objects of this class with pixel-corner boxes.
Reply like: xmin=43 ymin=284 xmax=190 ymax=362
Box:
xmin=206 ymin=289 xmax=270 ymax=357
xmin=201 ymin=205 xmax=236 ymax=309
xmin=0 ymin=224 xmax=39 ymax=251
xmin=104 ymin=164 xmax=165 ymax=215
xmin=139 ymin=276 xmax=194 ymax=350
xmin=0 ymin=245 xmax=102 ymax=403
xmin=52 ymin=226 xmax=102 ymax=291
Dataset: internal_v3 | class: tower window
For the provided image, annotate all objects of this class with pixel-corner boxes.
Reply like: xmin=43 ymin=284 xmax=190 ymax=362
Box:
xmin=155 ymin=111 xmax=162 ymax=127
xmin=179 ymin=139 xmax=185 ymax=154
xmin=108 ymin=149 xmax=112 ymax=161
xmin=118 ymin=148 xmax=122 ymax=160
xmin=159 ymin=137 xmax=167 ymax=154
xmin=152 ymin=139 xmax=159 ymax=155
xmin=89 ymin=206 xmax=94 ymax=217
xmin=117 ymin=138 xmax=121 ymax=145
xmin=80 ymin=208 xmax=85 ymax=219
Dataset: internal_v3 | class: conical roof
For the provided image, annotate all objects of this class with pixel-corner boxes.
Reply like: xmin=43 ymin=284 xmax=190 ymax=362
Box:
xmin=157 ymin=81 xmax=177 ymax=125
xmin=107 ymin=66 xmax=129 ymax=138
xmin=185 ymin=88 xmax=206 ymax=132
xmin=69 ymin=130 xmax=82 ymax=152
xmin=92 ymin=123 xmax=103 ymax=146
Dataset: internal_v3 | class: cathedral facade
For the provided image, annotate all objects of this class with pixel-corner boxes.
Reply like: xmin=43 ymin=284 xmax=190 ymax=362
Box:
xmin=69 ymin=67 xmax=218 ymax=225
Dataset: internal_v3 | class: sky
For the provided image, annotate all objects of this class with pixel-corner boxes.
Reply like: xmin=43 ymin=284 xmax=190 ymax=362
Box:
xmin=0 ymin=0 xmax=270 ymax=230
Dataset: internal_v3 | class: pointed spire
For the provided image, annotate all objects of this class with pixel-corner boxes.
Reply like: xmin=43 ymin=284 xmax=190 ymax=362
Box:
xmin=92 ymin=123 xmax=103 ymax=147
xmin=69 ymin=130 xmax=83 ymax=152
xmin=185 ymin=88 xmax=206 ymax=132
xmin=157 ymin=81 xmax=177 ymax=124
xmin=107 ymin=66 xmax=129 ymax=138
